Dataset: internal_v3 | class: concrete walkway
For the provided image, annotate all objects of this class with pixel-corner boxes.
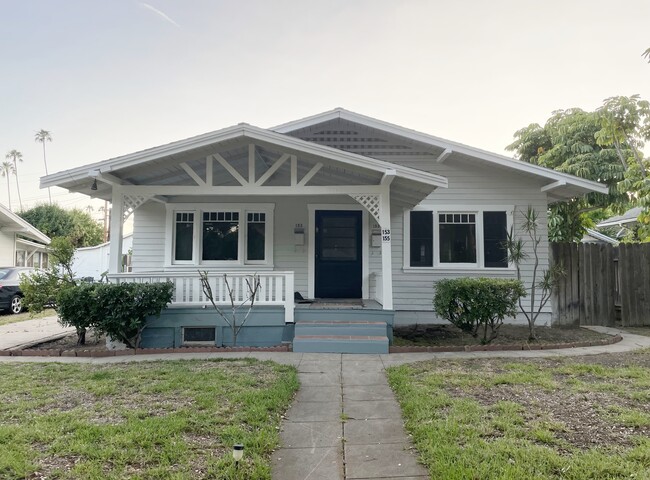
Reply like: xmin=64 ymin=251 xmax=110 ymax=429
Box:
xmin=0 ymin=327 xmax=649 ymax=479
xmin=0 ymin=315 xmax=73 ymax=350
xmin=271 ymin=353 xmax=427 ymax=480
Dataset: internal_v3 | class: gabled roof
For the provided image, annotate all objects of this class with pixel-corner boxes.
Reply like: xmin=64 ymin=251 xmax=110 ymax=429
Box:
xmin=41 ymin=123 xmax=448 ymax=193
xmin=0 ymin=203 xmax=50 ymax=244
xmin=272 ymin=108 xmax=609 ymax=199
xmin=582 ymin=228 xmax=619 ymax=245
xmin=596 ymin=207 xmax=643 ymax=228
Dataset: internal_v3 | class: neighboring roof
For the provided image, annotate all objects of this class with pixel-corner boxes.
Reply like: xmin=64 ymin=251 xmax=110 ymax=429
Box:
xmin=16 ymin=237 xmax=50 ymax=251
xmin=41 ymin=123 xmax=448 ymax=194
xmin=272 ymin=108 xmax=609 ymax=200
xmin=596 ymin=207 xmax=643 ymax=228
xmin=582 ymin=228 xmax=619 ymax=245
xmin=0 ymin=203 xmax=50 ymax=244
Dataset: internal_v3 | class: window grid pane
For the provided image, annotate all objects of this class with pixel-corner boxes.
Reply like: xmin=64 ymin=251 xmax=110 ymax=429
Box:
xmin=439 ymin=212 xmax=477 ymax=263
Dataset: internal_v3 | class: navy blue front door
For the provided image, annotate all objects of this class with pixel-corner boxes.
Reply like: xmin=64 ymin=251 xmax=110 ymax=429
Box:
xmin=315 ymin=210 xmax=362 ymax=298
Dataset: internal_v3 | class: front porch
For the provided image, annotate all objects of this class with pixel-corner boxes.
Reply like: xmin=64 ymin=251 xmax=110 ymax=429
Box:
xmin=111 ymin=271 xmax=394 ymax=352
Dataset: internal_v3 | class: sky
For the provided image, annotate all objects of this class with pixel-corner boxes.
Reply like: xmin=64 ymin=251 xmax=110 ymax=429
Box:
xmin=1 ymin=0 xmax=649 ymax=220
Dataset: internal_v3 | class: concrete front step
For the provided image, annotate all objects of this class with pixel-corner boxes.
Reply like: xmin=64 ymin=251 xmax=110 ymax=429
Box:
xmin=295 ymin=321 xmax=387 ymax=337
xmin=293 ymin=335 xmax=389 ymax=354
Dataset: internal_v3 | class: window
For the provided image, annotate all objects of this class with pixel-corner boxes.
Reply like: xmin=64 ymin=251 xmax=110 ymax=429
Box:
xmin=41 ymin=253 xmax=49 ymax=269
xmin=168 ymin=204 xmax=273 ymax=266
xmin=174 ymin=212 xmax=194 ymax=262
xmin=405 ymin=208 xmax=511 ymax=269
xmin=15 ymin=250 xmax=25 ymax=267
xmin=483 ymin=212 xmax=508 ymax=268
xmin=410 ymin=211 xmax=433 ymax=267
xmin=246 ymin=212 xmax=266 ymax=262
xmin=182 ymin=327 xmax=216 ymax=345
xmin=439 ymin=213 xmax=476 ymax=264
xmin=203 ymin=211 xmax=239 ymax=261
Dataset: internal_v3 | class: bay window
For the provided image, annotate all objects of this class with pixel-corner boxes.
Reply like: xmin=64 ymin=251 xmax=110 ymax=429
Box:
xmin=405 ymin=207 xmax=511 ymax=269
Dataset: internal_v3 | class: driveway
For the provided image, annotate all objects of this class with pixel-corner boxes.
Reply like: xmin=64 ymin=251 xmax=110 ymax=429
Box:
xmin=0 ymin=315 xmax=74 ymax=350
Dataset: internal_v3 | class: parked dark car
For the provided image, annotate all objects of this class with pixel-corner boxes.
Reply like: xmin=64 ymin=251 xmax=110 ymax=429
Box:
xmin=0 ymin=267 xmax=35 ymax=314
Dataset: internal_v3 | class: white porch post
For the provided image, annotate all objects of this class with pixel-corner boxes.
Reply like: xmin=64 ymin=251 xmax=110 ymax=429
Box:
xmin=108 ymin=188 xmax=124 ymax=275
xmin=379 ymin=172 xmax=395 ymax=310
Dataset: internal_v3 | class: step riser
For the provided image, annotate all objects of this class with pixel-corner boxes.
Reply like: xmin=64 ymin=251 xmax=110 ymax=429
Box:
xmin=293 ymin=339 xmax=388 ymax=354
xmin=295 ymin=312 xmax=394 ymax=323
xmin=295 ymin=325 xmax=387 ymax=336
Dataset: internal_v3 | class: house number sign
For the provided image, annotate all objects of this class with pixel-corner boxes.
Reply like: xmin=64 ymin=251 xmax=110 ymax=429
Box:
xmin=382 ymin=229 xmax=391 ymax=242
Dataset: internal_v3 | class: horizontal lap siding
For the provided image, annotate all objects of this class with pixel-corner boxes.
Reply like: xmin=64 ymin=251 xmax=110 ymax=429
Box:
xmin=132 ymin=202 xmax=166 ymax=271
xmin=382 ymin=156 xmax=550 ymax=317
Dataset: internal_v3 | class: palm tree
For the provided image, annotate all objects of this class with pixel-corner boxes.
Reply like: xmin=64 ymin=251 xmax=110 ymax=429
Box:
xmin=35 ymin=129 xmax=52 ymax=204
xmin=5 ymin=150 xmax=23 ymax=211
xmin=1 ymin=161 xmax=15 ymax=211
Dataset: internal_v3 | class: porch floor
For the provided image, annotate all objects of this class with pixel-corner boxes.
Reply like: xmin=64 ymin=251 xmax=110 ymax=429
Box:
xmin=295 ymin=299 xmax=383 ymax=310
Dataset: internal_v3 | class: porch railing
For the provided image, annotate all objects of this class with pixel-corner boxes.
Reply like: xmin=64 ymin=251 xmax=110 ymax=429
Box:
xmin=108 ymin=271 xmax=295 ymax=323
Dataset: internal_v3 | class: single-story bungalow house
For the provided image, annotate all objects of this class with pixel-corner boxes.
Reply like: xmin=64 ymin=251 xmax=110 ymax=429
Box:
xmin=41 ymin=109 xmax=607 ymax=353
xmin=0 ymin=203 xmax=50 ymax=268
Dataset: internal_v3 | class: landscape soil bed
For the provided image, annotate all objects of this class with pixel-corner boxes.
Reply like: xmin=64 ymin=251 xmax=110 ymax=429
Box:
xmin=393 ymin=324 xmax=612 ymax=347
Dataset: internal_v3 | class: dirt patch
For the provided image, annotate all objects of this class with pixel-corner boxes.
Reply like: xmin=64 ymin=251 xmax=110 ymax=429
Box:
xmin=621 ymin=327 xmax=650 ymax=337
xmin=449 ymin=383 xmax=650 ymax=450
xmin=34 ymin=330 xmax=107 ymax=351
xmin=394 ymin=324 xmax=611 ymax=347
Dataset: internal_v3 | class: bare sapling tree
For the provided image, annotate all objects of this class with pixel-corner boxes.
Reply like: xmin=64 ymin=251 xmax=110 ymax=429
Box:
xmin=198 ymin=271 xmax=261 ymax=346
xmin=505 ymin=206 xmax=565 ymax=340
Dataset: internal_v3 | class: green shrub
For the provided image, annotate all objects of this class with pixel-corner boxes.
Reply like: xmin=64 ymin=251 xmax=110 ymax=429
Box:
xmin=56 ymin=282 xmax=173 ymax=349
xmin=93 ymin=282 xmax=174 ymax=349
xmin=433 ymin=278 xmax=525 ymax=344
xmin=56 ymin=283 xmax=100 ymax=345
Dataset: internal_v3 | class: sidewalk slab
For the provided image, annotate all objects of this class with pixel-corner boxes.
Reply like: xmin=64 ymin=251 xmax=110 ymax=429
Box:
xmin=280 ymin=421 xmax=342 ymax=448
xmin=272 ymin=446 xmax=342 ymax=480
xmin=343 ymin=384 xmax=395 ymax=402
xmin=345 ymin=443 xmax=427 ymax=479
xmin=345 ymin=418 xmax=410 ymax=445
xmin=286 ymin=400 xmax=342 ymax=422
xmin=344 ymin=400 xmax=404 ymax=420
xmin=296 ymin=385 xmax=340 ymax=402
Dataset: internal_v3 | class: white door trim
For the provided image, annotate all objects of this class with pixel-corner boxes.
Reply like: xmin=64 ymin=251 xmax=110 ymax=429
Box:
xmin=307 ymin=204 xmax=369 ymax=299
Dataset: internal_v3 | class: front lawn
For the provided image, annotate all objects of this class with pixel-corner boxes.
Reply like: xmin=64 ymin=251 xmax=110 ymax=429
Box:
xmin=0 ymin=359 xmax=298 ymax=479
xmin=387 ymin=349 xmax=650 ymax=479
xmin=0 ymin=308 xmax=57 ymax=326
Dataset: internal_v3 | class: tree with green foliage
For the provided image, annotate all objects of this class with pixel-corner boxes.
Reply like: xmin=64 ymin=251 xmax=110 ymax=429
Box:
xmin=34 ymin=129 xmax=53 ymax=204
xmin=20 ymin=237 xmax=82 ymax=340
xmin=505 ymin=207 xmax=565 ymax=340
xmin=19 ymin=204 xmax=103 ymax=247
xmin=1 ymin=161 xmax=15 ymax=211
xmin=5 ymin=150 xmax=23 ymax=211
xmin=508 ymin=96 xmax=650 ymax=242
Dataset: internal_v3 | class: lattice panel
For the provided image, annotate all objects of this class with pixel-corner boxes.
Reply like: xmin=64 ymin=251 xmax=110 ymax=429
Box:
xmin=122 ymin=194 xmax=152 ymax=221
xmin=349 ymin=194 xmax=381 ymax=224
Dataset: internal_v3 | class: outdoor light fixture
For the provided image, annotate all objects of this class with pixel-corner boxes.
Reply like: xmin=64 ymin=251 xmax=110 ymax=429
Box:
xmin=233 ymin=444 xmax=244 ymax=463
xmin=90 ymin=178 xmax=98 ymax=191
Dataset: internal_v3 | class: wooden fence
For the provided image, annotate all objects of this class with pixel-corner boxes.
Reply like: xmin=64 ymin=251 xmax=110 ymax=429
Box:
xmin=551 ymin=243 xmax=650 ymax=327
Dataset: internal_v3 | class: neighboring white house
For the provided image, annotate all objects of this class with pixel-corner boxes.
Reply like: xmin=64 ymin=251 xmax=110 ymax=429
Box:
xmin=0 ymin=203 xmax=50 ymax=267
xmin=40 ymin=109 xmax=607 ymax=351
xmin=597 ymin=206 xmax=643 ymax=239
xmin=73 ymin=234 xmax=133 ymax=281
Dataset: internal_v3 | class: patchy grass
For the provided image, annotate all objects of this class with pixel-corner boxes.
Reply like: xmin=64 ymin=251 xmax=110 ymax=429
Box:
xmin=393 ymin=324 xmax=611 ymax=346
xmin=0 ymin=359 xmax=298 ymax=479
xmin=387 ymin=350 xmax=650 ymax=479
xmin=0 ymin=308 xmax=57 ymax=326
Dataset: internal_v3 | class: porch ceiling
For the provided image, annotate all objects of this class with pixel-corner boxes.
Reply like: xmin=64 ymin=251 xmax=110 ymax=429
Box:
xmin=42 ymin=124 xmax=447 ymax=208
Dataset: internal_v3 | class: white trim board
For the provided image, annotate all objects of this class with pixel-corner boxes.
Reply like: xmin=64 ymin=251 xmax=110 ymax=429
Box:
xmin=307 ymin=204 xmax=369 ymax=300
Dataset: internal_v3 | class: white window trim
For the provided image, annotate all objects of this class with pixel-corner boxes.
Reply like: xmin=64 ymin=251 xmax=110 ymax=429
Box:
xmin=403 ymin=205 xmax=515 ymax=272
xmin=165 ymin=203 xmax=275 ymax=268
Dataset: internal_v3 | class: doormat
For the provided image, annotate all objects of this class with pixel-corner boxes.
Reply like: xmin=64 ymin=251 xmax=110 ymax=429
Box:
xmin=310 ymin=299 xmax=364 ymax=309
